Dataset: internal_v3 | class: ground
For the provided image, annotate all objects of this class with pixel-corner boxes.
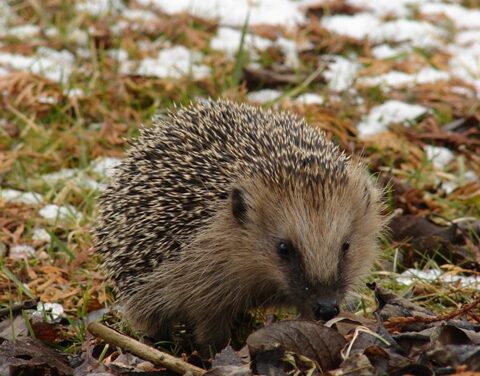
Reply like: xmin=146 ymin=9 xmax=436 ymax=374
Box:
xmin=0 ymin=0 xmax=479 ymax=374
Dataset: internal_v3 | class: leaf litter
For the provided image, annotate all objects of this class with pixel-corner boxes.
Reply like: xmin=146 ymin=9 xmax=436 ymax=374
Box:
xmin=0 ymin=0 xmax=480 ymax=374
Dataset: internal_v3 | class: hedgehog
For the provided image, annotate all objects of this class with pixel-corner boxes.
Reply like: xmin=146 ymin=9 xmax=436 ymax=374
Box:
xmin=94 ymin=100 xmax=385 ymax=348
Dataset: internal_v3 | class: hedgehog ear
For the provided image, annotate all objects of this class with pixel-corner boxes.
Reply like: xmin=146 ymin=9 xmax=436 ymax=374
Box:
xmin=231 ymin=188 xmax=249 ymax=225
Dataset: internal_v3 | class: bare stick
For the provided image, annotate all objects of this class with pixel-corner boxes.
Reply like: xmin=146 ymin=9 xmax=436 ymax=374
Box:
xmin=87 ymin=322 xmax=206 ymax=376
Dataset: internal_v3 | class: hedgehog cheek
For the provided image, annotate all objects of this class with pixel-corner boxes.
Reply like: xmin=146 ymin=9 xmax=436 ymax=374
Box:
xmin=231 ymin=187 xmax=249 ymax=225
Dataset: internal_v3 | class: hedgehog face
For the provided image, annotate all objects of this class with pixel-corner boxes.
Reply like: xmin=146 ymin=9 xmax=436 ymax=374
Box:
xmin=229 ymin=169 xmax=383 ymax=320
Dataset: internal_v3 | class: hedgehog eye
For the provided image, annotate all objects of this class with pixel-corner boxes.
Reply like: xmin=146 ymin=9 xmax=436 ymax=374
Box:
xmin=231 ymin=188 xmax=248 ymax=224
xmin=341 ymin=241 xmax=350 ymax=256
xmin=277 ymin=240 xmax=296 ymax=260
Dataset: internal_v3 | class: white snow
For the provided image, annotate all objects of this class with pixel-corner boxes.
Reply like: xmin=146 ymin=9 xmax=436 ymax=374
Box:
xmin=247 ymin=89 xmax=282 ymax=103
xmin=295 ymin=93 xmax=324 ymax=105
xmin=455 ymin=30 xmax=480 ymax=47
xmin=0 ymin=189 xmax=44 ymax=205
xmin=420 ymin=3 xmax=480 ymax=29
xmin=64 ymin=88 xmax=85 ymax=98
xmin=448 ymin=43 xmax=480 ymax=93
xmin=322 ymin=14 xmax=444 ymax=48
xmin=323 ymin=56 xmax=360 ymax=92
xmin=210 ymin=27 xmax=272 ymax=56
xmin=425 ymin=145 xmax=454 ymax=169
xmin=124 ymin=46 xmax=210 ymax=79
xmin=347 ymin=0 xmax=432 ymax=17
xmin=9 ymin=244 xmax=36 ymax=260
xmin=108 ymin=48 xmax=129 ymax=62
xmin=357 ymin=100 xmax=427 ymax=137
xmin=34 ymin=302 xmax=64 ymax=323
xmin=210 ymin=27 xmax=300 ymax=67
xmin=397 ymin=268 xmax=480 ymax=290
xmin=137 ymin=0 xmax=306 ymax=27
xmin=322 ymin=13 xmax=380 ymax=40
xmin=276 ymin=37 xmax=302 ymax=68
xmin=91 ymin=157 xmax=123 ymax=178
xmin=41 ymin=167 xmax=107 ymax=191
xmin=32 ymin=228 xmax=52 ymax=243
xmin=38 ymin=96 xmax=58 ymax=105
xmin=359 ymin=68 xmax=450 ymax=88
xmin=371 ymin=44 xmax=411 ymax=59
xmin=76 ymin=0 xmax=124 ymax=16
xmin=122 ymin=8 xmax=158 ymax=23
xmin=4 ymin=24 xmax=40 ymax=38
xmin=247 ymin=90 xmax=324 ymax=105
xmin=0 ymin=47 xmax=75 ymax=83
xmin=39 ymin=204 xmax=82 ymax=222
xmin=42 ymin=169 xmax=78 ymax=184
xmin=373 ymin=19 xmax=443 ymax=48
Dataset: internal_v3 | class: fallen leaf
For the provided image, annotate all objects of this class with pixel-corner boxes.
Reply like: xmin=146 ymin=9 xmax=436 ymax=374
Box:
xmin=247 ymin=320 xmax=346 ymax=373
xmin=0 ymin=337 xmax=73 ymax=375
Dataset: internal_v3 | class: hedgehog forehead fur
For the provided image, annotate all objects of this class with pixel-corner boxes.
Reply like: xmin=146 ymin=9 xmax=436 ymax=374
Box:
xmin=94 ymin=99 xmax=385 ymax=347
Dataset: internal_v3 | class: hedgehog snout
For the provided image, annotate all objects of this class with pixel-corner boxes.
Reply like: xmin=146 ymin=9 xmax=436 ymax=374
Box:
xmin=313 ymin=299 xmax=339 ymax=321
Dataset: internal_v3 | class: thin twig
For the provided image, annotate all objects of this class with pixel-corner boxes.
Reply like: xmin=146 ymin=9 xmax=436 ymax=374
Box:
xmin=87 ymin=322 xmax=206 ymax=376
xmin=384 ymin=297 xmax=480 ymax=329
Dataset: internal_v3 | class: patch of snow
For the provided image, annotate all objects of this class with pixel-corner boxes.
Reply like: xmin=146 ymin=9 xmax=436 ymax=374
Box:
xmin=420 ymin=3 xmax=480 ymax=29
xmin=451 ymin=86 xmax=474 ymax=97
xmin=357 ymin=100 xmax=427 ymax=137
xmin=0 ymin=47 xmax=75 ymax=83
xmin=34 ymin=302 xmax=64 ymax=323
xmin=323 ymin=56 xmax=360 ymax=92
xmin=359 ymin=68 xmax=450 ymax=88
xmin=9 ymin=244 xmax=36 ymax=260
xmin=122 ymin=8 xmax=158 ymax=23
xmin=77 ymin=178 xmax=107 ymax=191
xmin=456 ymin=30 xmax=480 ymax=47
xmin=137 ymin=0 xmax=306 ymax=27
xmin=276 ymin=37 xmax=301 ymax=68
xmin=39 ymin=204 xmax=82 ymax=222
xmin=0 ymin=189 xmax=44 ymax=205
xmin=295 ymin=93 xmax=324 ymax=105
xmin=4 ymin=24 xmax=40 ymax=38
xmin=108 ymin=48 xmax=129 ymax=62
xmin=247 ymin=89 xmax=282 ymax=103
xmin=38 ymin=96 xmax=58 ymax=105
xmin=47 ymin=28 xmax=90 ymax=46
xmin=347 ymin=0 xmax=432 ymax=17
xmin=425 ymin=145 xmax=454 ymax=169
xmin=448 ymin=43 xmax=480 ymax=93
xmin=124 ymin=46 xmax=210 ymax=79
xmin=64 ymin=88 xmax=85 ymax=98
xmin=32 ymin=228 xmax=51 ymax=243
xmin=76 ymin=48 xmax=92 ymax=59
xmin=321 ymin=13 xmax=381 ymax=40
xmin=0 ymin=4 xmax=15 ymax=28
xmin=371 ymin=44 xmax=410 ymax=60
xmin=42 ymin=168 xmax=78 ymax=184
xmin=210 ymin=27 xmax=300 ymax=68
xmin=76 ymin=0 xmax=124 ymax=16
xmin=91 ymin=157 xmax=123 ymax=178
xmin=397 ymin=268 xmax=480 ymax=290
xmin=210 ymin=27 xmax=272 ymax=56
xmin=464 ymin=170 xmax=478 ymax=182
xmin=42 ymin=168 xmax=107 ymax=191
xmin=322 ymin=14 xmax=444 ymax=48
xmin=372 ymin=19 xmax=444 ymax=48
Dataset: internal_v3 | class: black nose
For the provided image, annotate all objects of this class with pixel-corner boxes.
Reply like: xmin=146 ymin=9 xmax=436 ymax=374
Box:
xmin=313 ymin=301 xmax=339 ymax=321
